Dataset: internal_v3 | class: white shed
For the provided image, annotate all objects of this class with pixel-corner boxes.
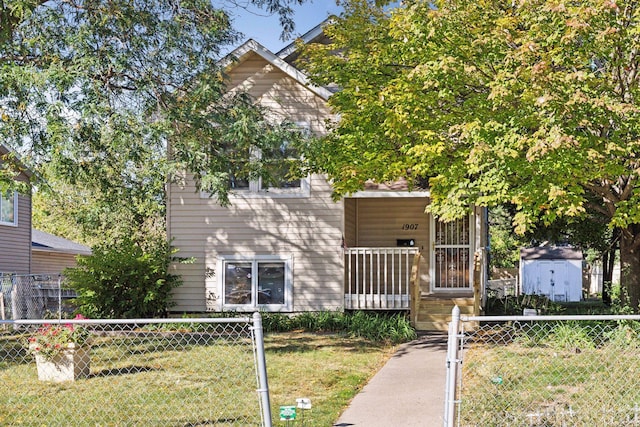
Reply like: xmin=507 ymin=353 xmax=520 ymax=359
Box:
xmin=520 ymin=247 xmax=583 ymax=302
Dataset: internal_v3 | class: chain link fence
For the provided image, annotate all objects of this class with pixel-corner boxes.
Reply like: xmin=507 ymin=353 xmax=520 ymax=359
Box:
xmin=0 ymin=315 xmax=272 ymax=426
xmin=0 ymin=274 xmax=75 ymax=320
xmin=445 ymin=309 xmax=640 ymax=427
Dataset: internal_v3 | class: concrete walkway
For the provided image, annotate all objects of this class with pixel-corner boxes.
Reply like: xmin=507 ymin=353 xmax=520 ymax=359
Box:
xmin=333 ymin=333 xmax=448 ymax=427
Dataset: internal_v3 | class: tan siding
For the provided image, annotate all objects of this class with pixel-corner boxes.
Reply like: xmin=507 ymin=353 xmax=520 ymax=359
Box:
xmin=0 ymin=188 xmax=31 ymax=274
xmin=344 ymin=199 xmax=357 ymax=247
xmin=170 ymin=173 xmax=344 ymax=312
xmin=351 ymin=198 xmax=432 ymax=294
xmin=355 ymin=198 xmax=430 ymax=249
xmin=226 ymin=54 xmax=331 ymax=132
xmin=169 ymin=54 xmax=340 ymax=312
xmin=31 ymin=252 xmax=80 ymax=275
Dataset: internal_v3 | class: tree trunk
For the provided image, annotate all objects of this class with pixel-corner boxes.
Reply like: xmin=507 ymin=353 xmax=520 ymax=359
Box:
xmin=619 ymin=226 xmax=640 ymax=311
xmin=602 ymin=250 xmax=612 ymax=305
xmin=602 ymin=229 xmax=619 ymax=306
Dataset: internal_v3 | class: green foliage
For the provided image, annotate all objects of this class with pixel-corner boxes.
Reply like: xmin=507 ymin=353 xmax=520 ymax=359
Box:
xmin=486 ymin=294 xmax=564 ymax=316
xmin=2 ymin=0 xmax=310 ymax=242
xmin=258 ymin=311 xmax=417 ymax=344
xmin=489 ymin=206 xmax=525 ymax=269
xmin=301 ymin=0 xmax=640 ymax=307
xmin=65 ymin=237 xmax=184 ymax=318
xmin=548 ymin=322 xmax=596 ymax=351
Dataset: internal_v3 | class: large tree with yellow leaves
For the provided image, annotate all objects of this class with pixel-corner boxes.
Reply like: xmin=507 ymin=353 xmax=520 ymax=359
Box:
xmin=302 ymin=0 xmax=640 ymax=307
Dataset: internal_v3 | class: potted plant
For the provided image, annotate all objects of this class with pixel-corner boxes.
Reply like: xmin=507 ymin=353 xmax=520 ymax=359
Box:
xmin=27 ymin=315 xmax=92 ymax=382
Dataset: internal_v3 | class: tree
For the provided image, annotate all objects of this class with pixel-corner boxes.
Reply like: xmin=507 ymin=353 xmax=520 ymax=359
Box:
xmin=0 ymin=0 xmax=312 ymax=244
xmin=300 ymin=1 xmax=640 ymax=307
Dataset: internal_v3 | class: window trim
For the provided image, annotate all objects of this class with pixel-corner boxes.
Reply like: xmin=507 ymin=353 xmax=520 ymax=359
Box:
xmin=0 ymin=191 xmax=18 ymax=227
xmin=201 ymin=122 xmax=312 ymax=200
xmin=217 ymin=254 xmax=293 ymax=312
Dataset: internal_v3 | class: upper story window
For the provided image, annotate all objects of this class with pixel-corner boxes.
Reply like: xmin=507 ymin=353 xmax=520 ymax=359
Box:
xmin=0 ymin=191 xmax=17 ymax=226
xmin=226 ymin=122 xmax=311 ymax=198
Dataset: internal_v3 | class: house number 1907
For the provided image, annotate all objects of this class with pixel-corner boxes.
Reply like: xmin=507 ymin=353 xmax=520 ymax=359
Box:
xmin=401 ymin=224 xmax=419 ymax=230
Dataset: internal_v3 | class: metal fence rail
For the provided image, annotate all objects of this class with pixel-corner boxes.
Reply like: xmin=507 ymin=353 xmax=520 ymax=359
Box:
xmin=0 ymin=314 xmax=272 ymax=427
xmin=0 ymin=274 xmax=75 ymax=320
xmin=445 ymin=308 xmax=640 ymax=427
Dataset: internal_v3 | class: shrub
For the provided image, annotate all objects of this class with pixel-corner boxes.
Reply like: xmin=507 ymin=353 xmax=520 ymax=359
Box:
xmin=65 ymin=236 xmax=183 ymax=318
xmin=260 ymin=311 xmax=417 ymax=344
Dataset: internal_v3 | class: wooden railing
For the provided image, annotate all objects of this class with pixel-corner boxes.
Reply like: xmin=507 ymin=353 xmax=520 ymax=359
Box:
xmin=344 ymin=247 xmax=420 ymax=310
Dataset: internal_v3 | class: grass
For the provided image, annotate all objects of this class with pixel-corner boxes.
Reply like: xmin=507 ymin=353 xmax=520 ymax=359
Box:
xmin=265 ymin=332 xmax=397 ymax=425
xmin=0 ymin=330 xmax=397 ymax=426
xmin=460 ymin=322 xmax=640 ymax=426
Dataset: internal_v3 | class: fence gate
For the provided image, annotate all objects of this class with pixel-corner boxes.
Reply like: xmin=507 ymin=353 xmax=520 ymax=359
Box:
xmin=0 ymin=314 xmax=272 ymax=427
xmin=445 ymin=308 xmax=640 ymax=427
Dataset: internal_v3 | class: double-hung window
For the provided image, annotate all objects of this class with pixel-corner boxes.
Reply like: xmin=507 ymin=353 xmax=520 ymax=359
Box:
xmin=218 ymin=255 xmax=293 ymax=311
xmin=0 ymin=191 xmax=17 ymax=226
xmin=226 ymin=122 xmax=311 ymax=197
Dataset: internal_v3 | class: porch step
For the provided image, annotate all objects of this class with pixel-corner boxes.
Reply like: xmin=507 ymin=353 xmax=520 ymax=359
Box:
xmin=414 ymin=295 xmax=475 ymax=332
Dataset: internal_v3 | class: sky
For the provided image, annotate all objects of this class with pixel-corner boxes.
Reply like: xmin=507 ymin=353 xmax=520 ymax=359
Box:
xmin=225 ymin=1 xmax=344 ymax=53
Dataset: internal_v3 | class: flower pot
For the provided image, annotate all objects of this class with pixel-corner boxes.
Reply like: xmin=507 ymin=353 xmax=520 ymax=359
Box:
xmin=34 ymin=344 xmax=90 ymax=382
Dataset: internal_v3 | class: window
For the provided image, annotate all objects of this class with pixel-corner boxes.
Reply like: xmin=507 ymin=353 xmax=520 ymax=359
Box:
xmin=218 ymin=255 xmax=292 ymax=311
xmin=224 ymin=122 xmax=311 ymax=198
xmin=0 ymin=191 xmax=17 ymax=226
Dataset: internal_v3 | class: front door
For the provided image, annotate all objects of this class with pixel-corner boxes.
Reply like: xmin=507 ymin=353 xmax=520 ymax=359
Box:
xmin=431 ymin=215 xmax=474 ymax=292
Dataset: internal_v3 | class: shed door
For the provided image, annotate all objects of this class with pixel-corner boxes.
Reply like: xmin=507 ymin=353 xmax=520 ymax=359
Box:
xmin=431 ymin=215 xmax=474 ymax=292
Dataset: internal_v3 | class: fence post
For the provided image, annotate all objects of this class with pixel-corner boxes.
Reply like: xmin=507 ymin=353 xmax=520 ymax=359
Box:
xmin=444 ymin=305 xmax=461 ymax=427
xmin=56 ymin=275 xmax=61 ymax=319
xmin=252 ymin=312 xmax=272 ymax=427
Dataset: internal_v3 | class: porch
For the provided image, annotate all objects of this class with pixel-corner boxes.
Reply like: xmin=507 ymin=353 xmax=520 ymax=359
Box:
xmin=343 ymin=246 xmax=482 ymax=330
xmin=343 ymin=247 xmax=419 ymax=310
xmin=341 ymin=197 xmax=487 ymax=330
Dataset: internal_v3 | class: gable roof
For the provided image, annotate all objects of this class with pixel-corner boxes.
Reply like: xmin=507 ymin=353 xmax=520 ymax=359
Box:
xmin=221 ymin=38 xmax=333 ymax=101
xmin=0 ymin=144 xmax=34 ymax=179
xmin=276 ymin=18 xmax=332 ymax=60
xmin=31 ymin=229 xmax=92 ymax=256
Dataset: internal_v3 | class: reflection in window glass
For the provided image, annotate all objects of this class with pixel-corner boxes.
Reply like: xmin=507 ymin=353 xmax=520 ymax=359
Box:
xmin=0 ymin=192 xmax=15 ymax=224
xmin=258 ymin=262 xmax=285 ymax=304
xmin=263 ymin=141 xmax=301 ymax=190
xmin=224 ymin=262 xmax=253 ymax=305
xmin=221 ymin=257 xmax=290 ymax=310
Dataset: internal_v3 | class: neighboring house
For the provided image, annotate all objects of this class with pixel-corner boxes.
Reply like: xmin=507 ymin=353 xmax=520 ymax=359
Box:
xmin=31 ymin=229 xmax=91 ymax=275
xmin=0 ymin=144 xmax=33 ymax=275
xmin=168 ymin=21 xmax=489 ymax=330
xmin=1 ymin=145 xmax=89 ymax=276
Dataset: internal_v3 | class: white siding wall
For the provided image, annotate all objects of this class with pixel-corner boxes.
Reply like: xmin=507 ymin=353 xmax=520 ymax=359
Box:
xmin=168 ymin=52 xmax=343 ymax=312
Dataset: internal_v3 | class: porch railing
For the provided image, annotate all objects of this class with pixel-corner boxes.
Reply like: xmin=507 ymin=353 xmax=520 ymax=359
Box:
xmin=344 ymin=247 xmax=420 ymax=310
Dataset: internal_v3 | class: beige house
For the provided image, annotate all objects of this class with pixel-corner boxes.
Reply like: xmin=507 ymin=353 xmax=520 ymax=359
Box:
xmin=168 ymin=22 xmax=488 ymax=330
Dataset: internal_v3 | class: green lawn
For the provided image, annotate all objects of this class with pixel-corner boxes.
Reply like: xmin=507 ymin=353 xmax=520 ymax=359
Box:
xmin=460 ymin=323 xmax=640 ymax=426
xmin=0 ymin=331 xmax=395 ymax=426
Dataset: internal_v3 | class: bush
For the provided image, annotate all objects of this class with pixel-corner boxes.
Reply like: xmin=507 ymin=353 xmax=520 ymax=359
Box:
xmin=260 ymin=311 xmax=417 ymax=344
xmin=65 ymin=236 xmax=183 ymax=318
